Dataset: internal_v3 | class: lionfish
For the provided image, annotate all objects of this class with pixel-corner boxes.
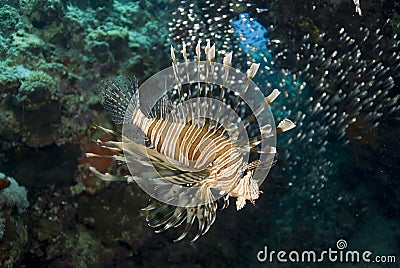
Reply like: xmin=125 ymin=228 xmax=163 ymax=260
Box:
xmin=87 ymin=40 xmax=295 ymax=242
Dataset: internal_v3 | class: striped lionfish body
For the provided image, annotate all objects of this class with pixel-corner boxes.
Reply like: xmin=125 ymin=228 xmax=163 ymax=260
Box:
xmin=88 ymin=40 xmax=295 ymax=242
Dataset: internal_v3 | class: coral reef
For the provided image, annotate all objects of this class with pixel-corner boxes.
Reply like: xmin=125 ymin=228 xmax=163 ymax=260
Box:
xmin=0 ymin=0 xmax=170 ymax=151
xmin=0 ymin=173 xmax=29 ymax=267
xmin=0 ymin=0 xmax=170 ymax=266
xmin=0 ymin=174 xmax=29 ymax=215
xmin=23 ymin=182 xmax=151 ymax=267
xmin=0 ymin=0 xmax=170 ymax=193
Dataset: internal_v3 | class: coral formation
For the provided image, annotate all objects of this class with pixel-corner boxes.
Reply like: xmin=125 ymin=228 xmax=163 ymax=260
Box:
xmin=0 ymin=172 xmax=29 ymax=267
xmin=0 ymin=0 xmax=170 ymax=265
xmin=0 ymin=173 xmax=29 ymax=216
xmin=0 ymin=0 xmax=170 ymax=186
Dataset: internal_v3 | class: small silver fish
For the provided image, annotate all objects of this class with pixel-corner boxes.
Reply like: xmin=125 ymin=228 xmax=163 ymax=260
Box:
xmin=353 ymin=0 xmax=362 ymax=16
xmin=87 ymin=41 xmax=295 ymax=242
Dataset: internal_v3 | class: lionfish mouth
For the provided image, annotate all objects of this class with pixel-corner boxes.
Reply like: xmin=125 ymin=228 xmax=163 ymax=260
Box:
xmin=86 ymin=39 xmax=295 ymax=242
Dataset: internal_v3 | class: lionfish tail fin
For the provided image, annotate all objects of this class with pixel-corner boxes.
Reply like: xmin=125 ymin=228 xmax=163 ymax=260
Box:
xmin=99 ymin=77 xmax=139 ymax=124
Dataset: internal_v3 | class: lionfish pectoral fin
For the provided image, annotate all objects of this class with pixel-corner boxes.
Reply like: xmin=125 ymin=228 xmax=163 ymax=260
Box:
xmin=99 ymin=76 xmax=139 ymax=124
xmin=142 ymin=146 xmax=204 ymax=174
xmin=155 ymin=208 xmax=185 ymax=233
xmin=197 ymin=199 xmax=218 ymax=238
xmin=144 ymin=199 xmax=186 ymax=232
xmin=191 ymin=209 xmax=207 ymax=242
xmin=143 ymin=151 xmax=210 ymax=185
xmin=186 ymin=199 xmax=217 ymax=242
xmin=88 ymin=166 xmax=129 ymax=182
xmin=92 ymin=124 xmax=121 ymax=138
xmin=173 ymin=211 xmax=196 ymax=242
xmin=221 ymin=194 xmax=230 ymax=210
xmin=85 ymin=152 xmax=125 ymax=162
xmin=147 ymin=206 xmax=176 ymax=228
xmin=144 ymin=198 xmax=194 ymax=242
xmin=164 ymin=156 xmax=203 ymax=172
xmin=117 ymin=137 xmax=210 ymax=185
xmin=144 ymin=185 xmax=218 ymax=242
xmin=187 ymin=186 xmax=217 ymax=242
xmin=161 ymin=169 xmax=210 ymax=185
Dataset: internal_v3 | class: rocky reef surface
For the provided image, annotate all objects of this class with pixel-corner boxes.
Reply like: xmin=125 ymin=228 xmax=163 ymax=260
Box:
xmin=0 ymin=0 xmax=399 ymax=267
xmin=0 ymin=173 xmax=29 ymax=267
xmin=0 ymin=0 xmax=171 ymax=266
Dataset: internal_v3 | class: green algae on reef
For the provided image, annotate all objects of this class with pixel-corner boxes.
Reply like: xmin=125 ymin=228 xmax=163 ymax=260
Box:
xmin=0 ymin=0 xmax=170 ymax=150
xmin=0 ymin=174 xmax=29 ymax=267
xmin=0 ymin=0 xmax=171 ymax=266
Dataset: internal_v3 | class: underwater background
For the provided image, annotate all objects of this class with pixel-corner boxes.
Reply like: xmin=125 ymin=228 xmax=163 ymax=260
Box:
xmin=0 ymin=0 xmax=399 ymax=267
